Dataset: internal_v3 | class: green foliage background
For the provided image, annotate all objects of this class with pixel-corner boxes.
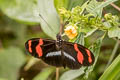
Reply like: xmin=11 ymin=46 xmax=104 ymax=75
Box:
xmin=0 ymin=0 xmax=120 ymax=80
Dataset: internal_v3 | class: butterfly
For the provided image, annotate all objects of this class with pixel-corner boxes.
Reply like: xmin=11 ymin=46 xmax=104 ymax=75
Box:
xmin=25 ymin=33 xmax=95 ymax=69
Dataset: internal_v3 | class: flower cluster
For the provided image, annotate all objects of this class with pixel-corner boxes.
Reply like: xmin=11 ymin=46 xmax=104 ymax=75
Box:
xmin=59 ymin=6 xmax=120 ymax=40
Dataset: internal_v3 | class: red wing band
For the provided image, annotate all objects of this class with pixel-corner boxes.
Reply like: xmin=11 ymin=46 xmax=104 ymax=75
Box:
xmin=74 ymin=44 xmax=84 ymax=64
xmin=85 ymin=49 xmax=92 ymax=63
xmin=28 ymin=40 xmax=32 ymax=53
xmin=36 ymin=39 xmax=43 ymax=57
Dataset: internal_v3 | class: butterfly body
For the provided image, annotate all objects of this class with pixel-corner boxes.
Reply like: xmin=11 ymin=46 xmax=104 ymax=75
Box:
xmin=25 ymin=34 xmax=95 ymax=69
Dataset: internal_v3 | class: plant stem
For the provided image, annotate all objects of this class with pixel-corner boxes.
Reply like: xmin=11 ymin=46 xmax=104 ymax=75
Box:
xmin=104 ymin=0 xmax=120 ymax=12
xmin=105 ymin=40 xmax=119 ymax=69
xmin=56 ymin=68 xmax=59 ymax=80
xmin=110 ymin=3 xmax=120 ymax=12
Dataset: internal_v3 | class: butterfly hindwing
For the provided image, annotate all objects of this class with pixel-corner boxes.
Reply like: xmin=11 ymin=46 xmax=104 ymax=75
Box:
xmin=62 ymin=41 xmax=95 ymax=69
xmin=42 ymin=51 xmax=64 ymax=67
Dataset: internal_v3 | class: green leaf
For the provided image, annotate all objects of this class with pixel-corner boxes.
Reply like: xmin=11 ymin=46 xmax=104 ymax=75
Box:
xmin=33 ymin=67 xmax=55 ymax=80
xmin=84 ymin=28 xmax=98 ymax=37
xmin=103 ymin=22 xmax=112 ymax=29
xmin=92 ymin=0 xmax=118 ymax=13
xmin=99 ymin=54 xmax=120 ymax=80
xmin=75 ymin=32 xmax=84 ymax=45
xmin=0 ymin=0 xmax=60 ymax=38
xmin=113 ymin=71 xmax=120 ymax=80
xmin=90 ymin=34 xmax=104 ymax=63
xmin=67 ymin=0 xmax=84 ymax=10
xmin=54 ymin=0 xmax=84 ymax=11
xmin=86 ymin=0 xmax=117 ymax=17
xmin=108 ymin=27 xmax=120 ymax=39
xmin=81 ymin=0 xmax=90 ymax=13
xmin=0 ymin=47 xmax=26 ymax=80
xmin=54 ymin=0 xmax=69 ymax=11
xmin=60 ymin=67 xmax=86 ymax=80
xmin=86 ymin=0 xmax=102 ymax=17
xmin=37 ymin=0 xmax=60 ymax=39
xmin=0 ymin=0 xmax=39 ymax=24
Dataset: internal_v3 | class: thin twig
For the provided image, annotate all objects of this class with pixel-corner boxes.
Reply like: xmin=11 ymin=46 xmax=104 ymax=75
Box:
xmin=59 ymin=20 xmax=64 ymax=35
xmin=110 ymin=3 xmax=120 ymax=12
xmin=113 ymin=38 xmax=120 ymax=44
xmin=104 ymin=0 xmax=120 ymax=12
xmin=56 ymin=68 xmax=59 ymax=80
xmin=105 ymin=40 xmax=119 ymax=69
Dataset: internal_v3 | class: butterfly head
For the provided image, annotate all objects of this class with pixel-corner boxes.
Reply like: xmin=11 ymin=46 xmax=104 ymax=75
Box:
xmin=56 ymin=33 xmax=62 ymax=49
xmin=56 ymin=33 xmax=62 ymax=41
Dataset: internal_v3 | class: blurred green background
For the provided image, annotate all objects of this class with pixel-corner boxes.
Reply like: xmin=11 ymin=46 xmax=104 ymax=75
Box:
xmin=0 ymin=0 xmax=120 ymax=80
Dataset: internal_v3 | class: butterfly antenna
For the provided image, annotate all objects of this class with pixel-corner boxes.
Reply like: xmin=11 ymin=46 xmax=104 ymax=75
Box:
xmin=59 ymin=22 xmax=63 ymax=35
xmin=39 ymin=14 xmax=55 ymax=32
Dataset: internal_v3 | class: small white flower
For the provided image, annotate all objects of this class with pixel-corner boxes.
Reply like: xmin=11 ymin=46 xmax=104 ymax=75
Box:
xmin=64 ymin=24 xmax=78 ymax=39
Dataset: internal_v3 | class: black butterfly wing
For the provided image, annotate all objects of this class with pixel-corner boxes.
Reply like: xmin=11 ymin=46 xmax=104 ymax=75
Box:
xmin=25 ymin=38 xmax=63 ymax=67
xmin=25 ymin=38 xmax=95 ymax=69
xmin=62 ymin=41 xmax=95 ymax=69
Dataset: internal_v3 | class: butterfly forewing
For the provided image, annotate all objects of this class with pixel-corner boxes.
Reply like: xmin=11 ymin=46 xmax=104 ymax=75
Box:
xmin=25 ymin=38 xmax=55 ymax=57
xmin=25 ymin=38 xmax=63 ymax=67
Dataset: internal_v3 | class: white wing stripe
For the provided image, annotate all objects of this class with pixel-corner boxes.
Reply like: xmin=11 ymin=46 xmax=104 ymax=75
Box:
xmin=63 ymin=52 xmax=76 ymax=62
xmin=46 ymin=51 xmax=76 ymax=62
xmin=46 ymin=51 xmax=61 ymax=57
